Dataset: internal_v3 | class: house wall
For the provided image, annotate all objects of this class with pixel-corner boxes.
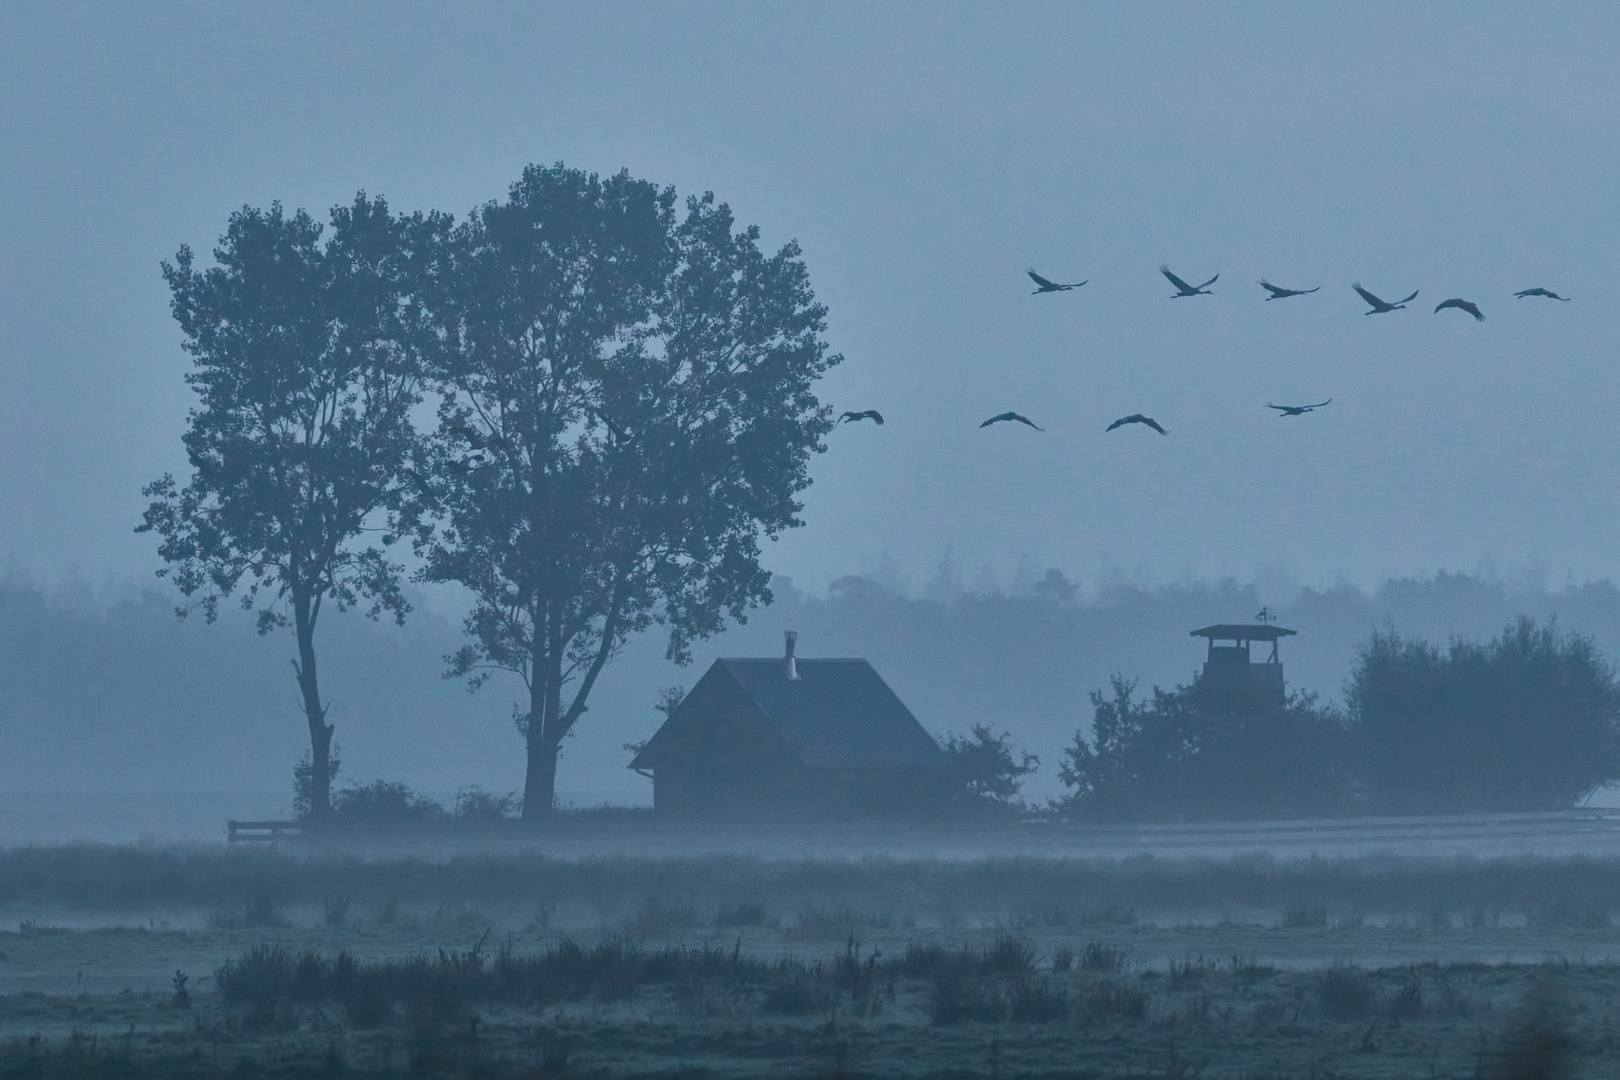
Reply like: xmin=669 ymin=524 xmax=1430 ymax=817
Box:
xmin=654 ymin=763 xmax=946 ymax=818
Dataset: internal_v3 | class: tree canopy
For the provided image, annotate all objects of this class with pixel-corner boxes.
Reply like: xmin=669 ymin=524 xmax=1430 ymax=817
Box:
xmin=413 ymin=164 xmax=839 ymax=818
xmin=138 ymin=195 xmax=426 ymax=817
xmin=1348 ymin=617 xmax=1620 ymax=813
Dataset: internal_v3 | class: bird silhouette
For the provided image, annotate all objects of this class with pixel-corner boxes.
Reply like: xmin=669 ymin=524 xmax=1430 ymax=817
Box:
xmin=1266 ymin=399 xmax=1332 ymax=416
xmin=1353 ymin=283 xmax=1419 ymax=314
xmin=1027 ymin=270 xmax=1086 ymax=294
xmin=1107 ymin=414 xmax=1167 ymax=434
xmin=1161 ymin=265 xmax=1217 ymax=297
xmin=980 ymin=412 xmax=1044 ymax=431
xmin=1435 ymin=298 xmax=1485 ymax=321
xmin=837 ymin=410 xmax=885 ymax=426
xmin=1515 ymin=288 xmax=1570 ymax=301
xmin=1259 ymin=280 xmax=1320 ymax=300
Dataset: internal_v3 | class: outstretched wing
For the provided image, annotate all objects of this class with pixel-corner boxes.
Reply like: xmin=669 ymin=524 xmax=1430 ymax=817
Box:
xmin=1265 ymin=403 xmax=1291 ymax=412
xmin=867 ymin=410 xmax=885 ymax=425
xmin=1304 ymin=399 xmax=1332 ymax=409
xmin=1353 ymin=283 xmax=1385 ymax=308
xmin=1027 ymin=270 xmax=1058 ymax=289
xmin=1515 ymin=288 xmax=1540 ymax=298
xmin=1195 ymin=274 xmax=1218 ymax=291
xmin=1141 ymin=416 xmax=1167 ymax=434
xmin=980 ymin=412 xmax=1013 ymax=428
xmin=1160 ymin=264 xmax=1194 ymax=293
xmin=1396 ymin=290 xmax=1419 ymax=305
xmin=1013 ymin=414 xmax=1044 ymax=431
xmin=1259 ymin=280 xmax=1287 ymax=297
xmin=1106 ymin=416 xmax=1127 ymax=431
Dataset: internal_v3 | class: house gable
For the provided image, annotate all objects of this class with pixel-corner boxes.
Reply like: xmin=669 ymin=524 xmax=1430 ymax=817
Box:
xmin=629 ymin=662 xmax=797 ymax=774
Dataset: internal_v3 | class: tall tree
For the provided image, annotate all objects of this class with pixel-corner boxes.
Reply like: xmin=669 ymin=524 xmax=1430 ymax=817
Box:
xmin=138 ymin=196 xmax=426 ymax=819
xmin=416 ymin=164 xmax=838 ymax=819
xmin=1348 ymin=618 xmax=1620 ymax=813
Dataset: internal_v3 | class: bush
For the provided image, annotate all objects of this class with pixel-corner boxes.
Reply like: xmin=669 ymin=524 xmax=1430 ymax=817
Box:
xmin=1059 ymin=675 xmax=1352 ymax=821
xmin=330 ymin=781 xmax=447 ymax=827
xmin=453 ymin=786 xmax=517 ymax=822
xmin=938 ymin=725 xmax=1038 ymax=810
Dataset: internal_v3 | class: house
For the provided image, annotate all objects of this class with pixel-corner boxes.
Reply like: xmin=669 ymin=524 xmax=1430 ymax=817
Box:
xmin=629 ymin=632 xmax=946 ymax=816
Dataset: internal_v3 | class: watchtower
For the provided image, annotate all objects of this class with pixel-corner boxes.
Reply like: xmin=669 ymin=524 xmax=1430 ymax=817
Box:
xmin=1189 ymin=610 xmax=1295 ymax=704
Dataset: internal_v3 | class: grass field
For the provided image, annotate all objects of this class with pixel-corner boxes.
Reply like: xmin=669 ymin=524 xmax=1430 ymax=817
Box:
xmin=0 ymin=842 xmax=1614 ymax=1077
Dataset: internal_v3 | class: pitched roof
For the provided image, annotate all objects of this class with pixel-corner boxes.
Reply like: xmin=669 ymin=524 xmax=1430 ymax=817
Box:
xmin=718 ymin=658 xmax=944 ymax=769
xmin=634 ymin=656 xmax=943 ymax=772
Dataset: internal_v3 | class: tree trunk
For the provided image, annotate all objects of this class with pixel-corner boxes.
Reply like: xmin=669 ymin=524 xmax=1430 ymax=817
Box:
xmin=521 ymin=641 xmax=565 ymax=822
xmin=522 ymin=730 xmax=561 ymax=822
xmin=292 ymin=589 xmax=334 ymax=820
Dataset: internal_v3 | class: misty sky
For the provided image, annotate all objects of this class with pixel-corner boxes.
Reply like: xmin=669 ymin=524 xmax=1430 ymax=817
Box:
xmin=3 ymin=3 xmax=1619 ymax=601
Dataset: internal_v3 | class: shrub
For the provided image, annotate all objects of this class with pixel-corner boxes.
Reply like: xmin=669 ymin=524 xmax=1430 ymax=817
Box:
xmin=938 ymin=725 xmax=1039 ymax=809
xmin=453 ymin=786 xmax=518 ymax=822
xmin=330 ymin=780 xmax=448 ymax=827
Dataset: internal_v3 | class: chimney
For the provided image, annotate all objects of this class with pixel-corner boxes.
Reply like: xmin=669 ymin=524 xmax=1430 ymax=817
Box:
xmin=784 ymin=630 xmax=800 ymax=680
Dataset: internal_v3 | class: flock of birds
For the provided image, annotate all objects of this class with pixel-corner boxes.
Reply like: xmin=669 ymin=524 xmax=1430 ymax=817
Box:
xmin=836 ymin=269 xmax=1573 ymax=436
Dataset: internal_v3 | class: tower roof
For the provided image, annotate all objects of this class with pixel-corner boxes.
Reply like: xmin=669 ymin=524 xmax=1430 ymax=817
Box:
xmin=1190 ymin=623 xmax=1297 ymax=642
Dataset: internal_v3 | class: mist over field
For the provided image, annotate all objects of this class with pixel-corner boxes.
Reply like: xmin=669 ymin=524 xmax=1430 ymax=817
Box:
xmin=0 ymin=564 xmax=1614 ymax=819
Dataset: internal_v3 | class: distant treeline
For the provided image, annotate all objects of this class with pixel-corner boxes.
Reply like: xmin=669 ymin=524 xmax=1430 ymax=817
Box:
xmin=2 ymin=571 xmax=1619 ymax=815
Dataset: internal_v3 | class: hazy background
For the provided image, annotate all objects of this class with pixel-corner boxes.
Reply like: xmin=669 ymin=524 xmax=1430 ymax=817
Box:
xmin=1 ymin=4 xmax=1618 ymax=824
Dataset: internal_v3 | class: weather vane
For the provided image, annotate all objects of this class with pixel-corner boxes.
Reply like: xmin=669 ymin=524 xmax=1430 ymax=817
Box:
xmin=1255 ymin=606 xmax=1277 ymax=626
